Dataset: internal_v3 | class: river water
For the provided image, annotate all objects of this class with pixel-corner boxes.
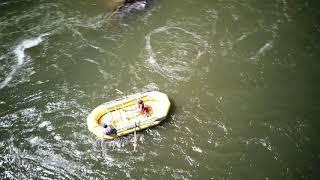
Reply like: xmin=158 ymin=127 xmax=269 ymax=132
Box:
xmin=1 ymin=0 xmax=320 ymax=179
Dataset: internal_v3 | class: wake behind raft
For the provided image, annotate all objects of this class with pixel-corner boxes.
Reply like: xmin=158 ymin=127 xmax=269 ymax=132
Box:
xmin=87 ymin=91 xmax=170 ymax=139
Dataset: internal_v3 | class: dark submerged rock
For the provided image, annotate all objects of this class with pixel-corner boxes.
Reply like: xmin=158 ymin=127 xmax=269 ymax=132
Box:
xmin=116 ymin=0 xmax=152 ymax=16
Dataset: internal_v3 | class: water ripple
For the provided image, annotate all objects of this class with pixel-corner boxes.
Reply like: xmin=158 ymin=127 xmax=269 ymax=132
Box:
xmin=0 ymin=33 xmax=49 ymax=89
xmin=144 ymin=25 xmax=208 ymax=81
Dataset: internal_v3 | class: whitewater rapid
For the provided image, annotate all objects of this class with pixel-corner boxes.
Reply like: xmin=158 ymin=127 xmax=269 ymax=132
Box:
xmin=0 ymin=33 xmax=49 ymax=89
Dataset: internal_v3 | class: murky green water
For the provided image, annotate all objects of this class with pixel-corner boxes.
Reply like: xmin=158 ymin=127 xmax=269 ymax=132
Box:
xmin=1 ymin=0 xmax=320 ymax=179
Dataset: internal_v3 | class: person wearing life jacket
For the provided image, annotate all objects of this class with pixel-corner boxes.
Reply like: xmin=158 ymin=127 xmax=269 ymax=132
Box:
xmin=137 ymin=99 xmax=152 ymax=116
xmin=121 ymin=99 xmax=153 ymax=120
xmin=99 ymin=113 xmax=117 ymax=135
xmin=102 ymin=124 xmax=117 ymax=135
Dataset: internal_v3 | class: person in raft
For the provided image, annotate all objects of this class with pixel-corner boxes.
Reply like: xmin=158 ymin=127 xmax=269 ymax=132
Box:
xmin=125 ymin=99 xmax=152 ymax=116
xmin=101 ymin=99 xmax=152 ymax=135
xmin=136 ymin=99 xmax=152 ymax=116
xmin=102 ymin=124 xmax=117 ymax=135
xmin=100 ymin=113 xmax=117 ymax=135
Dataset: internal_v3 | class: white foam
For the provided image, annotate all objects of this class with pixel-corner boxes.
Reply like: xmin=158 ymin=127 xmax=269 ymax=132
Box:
xmin=14 ymin=33 xmax=49 ymax=66
xmin=258 ymin=41 xmax=273 ymax=55
xmin=217 ymin=122 xmax=228 ymax=134
xmin=0 ymin=33 xmax=49 ymax=89
xmin=192 ymin=146 xmax=203 ymax=153
xmin=0 ymin=55 xmax=5 ymax=60
xmin=29 ymin=136 xmax=40 ymax=145
xmin=54 ymin=135 xmax=62 ymax=141
xmin=145 ymin=26 xmax=204 ymax=65
xmin=282 ymin=0 xmax=291 ymax=22
xmin=145 ymin=33 xmax=156 ymax=64
xmin=39 ymin=121 xmax=54 ymax=132
xmin=185 ymin=155 xmax=197 ymax=166
xmin=259 ymin=138 xmax=272 ymax=151
xmin=39 ymin=121 xmax=51 ymax=128
xmin=250 ymin=41 xmax=273 ymax=62
xmin=144 ymin=26 xmax=208 ymax=81
xmin=83 ymin=58 xmax=99 ymax=65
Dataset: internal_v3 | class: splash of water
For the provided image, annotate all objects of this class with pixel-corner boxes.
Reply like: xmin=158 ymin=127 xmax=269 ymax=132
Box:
xmin=0 ymin=33 xmax=49 ymax=89
xmin=250 ymin=41 xmax=273 ymax=62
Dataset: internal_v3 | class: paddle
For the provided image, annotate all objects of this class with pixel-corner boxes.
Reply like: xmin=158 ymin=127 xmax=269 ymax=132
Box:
xmin=133 ymin=122 xmax=137 ymax=152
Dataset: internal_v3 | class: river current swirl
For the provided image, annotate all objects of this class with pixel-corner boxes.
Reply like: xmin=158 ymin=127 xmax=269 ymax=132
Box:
xmin=0 ymin=0 xmax=320 ymax=179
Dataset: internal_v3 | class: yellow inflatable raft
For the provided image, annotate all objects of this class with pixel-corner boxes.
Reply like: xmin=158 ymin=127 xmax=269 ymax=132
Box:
xmin=87 ymin=91 xmax=170 ymax=139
